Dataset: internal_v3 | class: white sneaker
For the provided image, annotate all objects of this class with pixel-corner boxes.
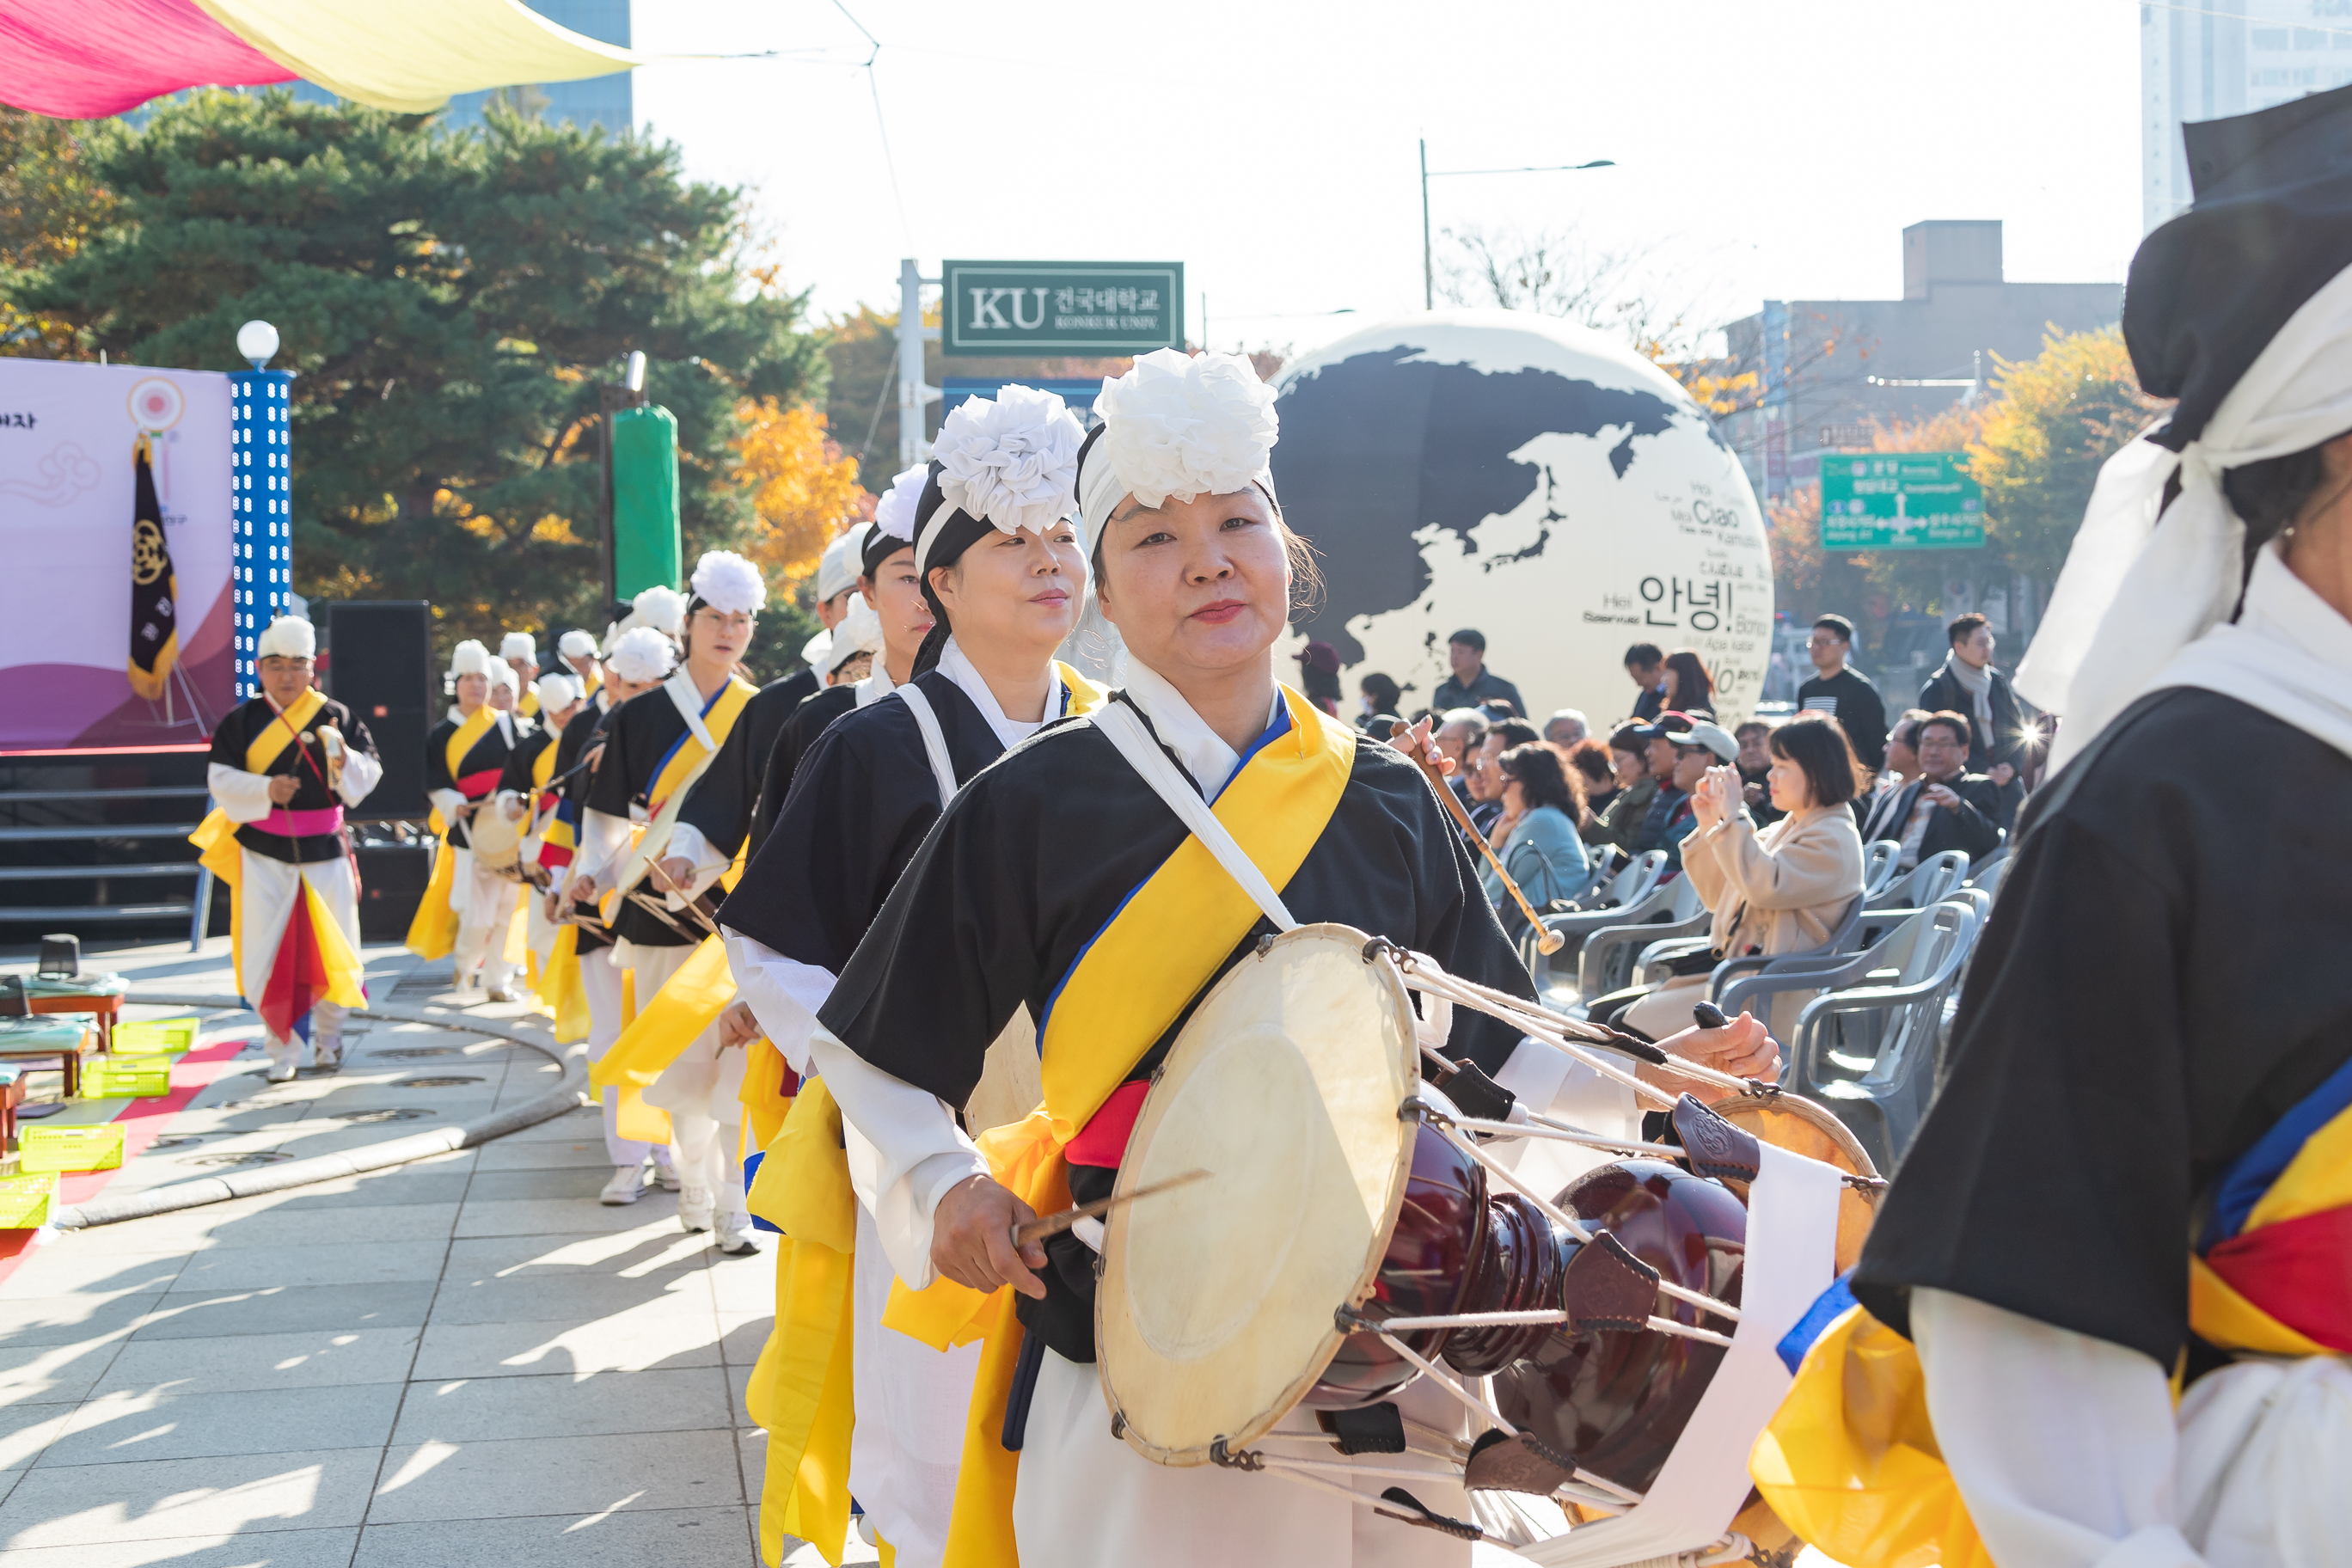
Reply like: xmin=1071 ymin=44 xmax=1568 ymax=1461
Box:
xmin=598 ymin=1165 xmax=646 ymax=1205
xmin=716 ymin=1212 xmax=759 ymax=1255
xmin=312 ymin=1038 xmax=343 ymax=1072
xmin=649 ymin=1163 xmax=682 ymax=1192
xmin=486 ymin=986 xmax=520 ymax=1004
xmin=677 ymin=1185 xmax=714 ymax=1234
xmin=264 ymin=1061 xmax=297 ymax=1084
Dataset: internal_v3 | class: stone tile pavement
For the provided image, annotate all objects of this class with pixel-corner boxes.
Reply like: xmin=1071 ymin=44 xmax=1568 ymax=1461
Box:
xmin=0 ymin=934 xmax=866 ymax=1567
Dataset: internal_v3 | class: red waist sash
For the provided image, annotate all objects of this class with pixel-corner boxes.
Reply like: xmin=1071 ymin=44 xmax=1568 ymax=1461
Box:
xmin=252 ymin=805 xmax=345 ymax=837
xmin=457 ymin=767 xmax=503 ymax=798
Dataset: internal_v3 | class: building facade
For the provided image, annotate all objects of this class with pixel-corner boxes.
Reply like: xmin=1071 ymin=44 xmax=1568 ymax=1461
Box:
xmin=2144 ymin=1 xmax=2352 ymax=232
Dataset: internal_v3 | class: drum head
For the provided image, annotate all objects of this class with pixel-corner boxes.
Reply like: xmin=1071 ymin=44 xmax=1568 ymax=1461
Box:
xmin=468 ymin=804 xmax=522 ymax=870
xmin=1709 ymin=1093 xmax=1879 ymax=1272
xmin=1096 ymin=923 xmax=1418 ymax=1467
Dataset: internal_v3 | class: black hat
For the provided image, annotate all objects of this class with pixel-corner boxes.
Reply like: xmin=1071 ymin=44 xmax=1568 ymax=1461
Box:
xmin=1448 ymin=628 xmax=1485 ymax=652
xmin=1632 ymin=709 xmax=1699 ymax=741
xmin=2128 ymin=81 xmax=2352 ymax=450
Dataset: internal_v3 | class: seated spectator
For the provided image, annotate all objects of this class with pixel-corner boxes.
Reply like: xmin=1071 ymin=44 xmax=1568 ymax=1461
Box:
xmin=1659 ymin=648 xmax=1717 ymax=718
xmin=1655 ymin=719 xmax=1739 ymax=871
xmin=1734 ymin=718 xmax=1782 ymax=827
xmin=1293 ymin=640 xmax=1344 ymax=716
xmin=1859 ymin=710 xmax=2003 ymax=870
xmin=1798 ymin=614 xmax=1889 ymax=773
xmin=1919 ymin=611 xmax=2029 ymax=828
xmin=1466 ymin=717 xmax=1540 ymax=843
xmin=1566 ymin=737 xmax=1617 ymax=824
xmin=1856 ymin=707 xmax=1932 ymax=839
xmin=1481 ymin=742 xmax=1595 ymax=934
xmin=1621 ymin=714 xmax=1868 ymax=1040
xmin=1625 ymin=641 xmax=1667 ymax=720
xmin=1357 ymin=671 xmax=1402 ymax=730
xmin=1631 ymin=710 xmax=1700 ymax=855
xmin=1476 ymin=697 xmax=1520 ymax=726
xmin=1432 ymin=628 xmax=1525 ymax=716
xmin=1434 ymin=707 xmax=1487 ymax=820
xmin=1586 ymin=721 xmax=1658 ymax=850
xmin=1544 ymin=708 xmax=1589 ymax=748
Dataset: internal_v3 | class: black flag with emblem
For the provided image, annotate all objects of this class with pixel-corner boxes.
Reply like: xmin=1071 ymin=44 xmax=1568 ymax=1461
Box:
xmin=126 ymin=433 xmax=180 ymax=701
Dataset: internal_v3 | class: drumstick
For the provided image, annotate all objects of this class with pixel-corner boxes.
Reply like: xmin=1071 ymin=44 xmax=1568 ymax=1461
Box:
xmin=645 ymin=856 xmax=723 ymax=939
xmin=1399 ymin=745 xmax=1565 ymax=955
xmin=1010 ymin=1168 xmax=1210 ymax=1247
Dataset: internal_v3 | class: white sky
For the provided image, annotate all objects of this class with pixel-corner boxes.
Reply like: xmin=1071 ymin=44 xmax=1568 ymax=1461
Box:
xmin=632 ymin=0 xmax=2142 ymax=364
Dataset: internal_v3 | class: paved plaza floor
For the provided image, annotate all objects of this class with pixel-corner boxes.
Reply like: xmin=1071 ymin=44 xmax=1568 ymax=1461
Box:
xmin=0 ymin=934 xmax=856 ymax=1568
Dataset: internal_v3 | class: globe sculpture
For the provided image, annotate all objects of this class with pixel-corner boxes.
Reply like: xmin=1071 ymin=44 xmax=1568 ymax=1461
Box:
xmin=1272 ymin=310 xmax=1773 ymax=726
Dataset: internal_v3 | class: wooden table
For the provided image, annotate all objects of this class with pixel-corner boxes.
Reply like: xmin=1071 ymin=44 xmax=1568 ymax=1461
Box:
xmin=0 ymin=1019 xmax=98 ymax=1106
xmin=18 ymin=973 xmax=128 ymax=1063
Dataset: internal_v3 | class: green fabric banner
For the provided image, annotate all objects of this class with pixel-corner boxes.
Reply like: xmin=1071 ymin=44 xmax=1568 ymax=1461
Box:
xmin=612 ymin=404 xmax=680 ymax=598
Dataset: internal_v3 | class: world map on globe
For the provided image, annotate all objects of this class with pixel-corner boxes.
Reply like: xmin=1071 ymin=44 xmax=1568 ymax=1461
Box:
xmin=1271 ymin=311 xmax=1773 ymax=726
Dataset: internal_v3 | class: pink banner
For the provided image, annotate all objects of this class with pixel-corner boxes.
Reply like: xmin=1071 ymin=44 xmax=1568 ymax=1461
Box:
xmin=0 ymin=0 xmax=295 ymax=119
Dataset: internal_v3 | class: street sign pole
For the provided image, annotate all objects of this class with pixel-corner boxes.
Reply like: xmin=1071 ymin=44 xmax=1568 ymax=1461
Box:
xmin=895 ymin=259 xmax=942 ymax=468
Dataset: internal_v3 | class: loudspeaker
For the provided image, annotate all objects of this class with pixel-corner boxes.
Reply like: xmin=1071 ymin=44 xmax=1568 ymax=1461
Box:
xmin=320 ymin=601 xmax=434 ymax=820
xmin=354 ymin=836 xmax=436 ymax=943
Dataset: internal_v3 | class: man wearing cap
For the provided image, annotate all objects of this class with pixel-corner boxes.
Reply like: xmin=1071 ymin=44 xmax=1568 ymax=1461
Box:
xmin=557 ymin=628 xmax=603 ymax=708
xmin=1657 ymin=718 xmax=1738 ymax=870
xmin=499 ymin=632 xmax=543 ymax=717
xmin=1430 ymin=627 xmax=1525 ymax=716
xmin=191 ymin=616 xmax=383 ymax=1081
xmin=1626 ymin=709 xmax=1698 ymax=854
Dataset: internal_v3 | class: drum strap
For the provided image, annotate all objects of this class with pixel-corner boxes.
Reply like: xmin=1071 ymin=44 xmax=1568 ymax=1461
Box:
xmin=1087 ymin=700 xmax=1299 ymax=934
xmin=891 ymin=683 xmax=962 ymax=807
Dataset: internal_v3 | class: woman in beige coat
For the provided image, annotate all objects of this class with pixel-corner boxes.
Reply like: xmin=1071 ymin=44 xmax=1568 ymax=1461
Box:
xmin=1624 ymin=715 xmax=1867 ymax=1041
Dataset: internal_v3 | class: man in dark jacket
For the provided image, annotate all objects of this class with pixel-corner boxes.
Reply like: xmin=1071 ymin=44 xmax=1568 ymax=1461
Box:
xmin=1431 ymin=628 xmax=1526 ymax=716
xmin=1920 ymin=611 xmax=2029 ymax=824
xmin=1625 ymin=641 xmax=1667 ymax=720
xmin=1797 ymin=614 xmax=1888 ymax=773
xmin=1856 ymin=710 xmax=2003 ymax=869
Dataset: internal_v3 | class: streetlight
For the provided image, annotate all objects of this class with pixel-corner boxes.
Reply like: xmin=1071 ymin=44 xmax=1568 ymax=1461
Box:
xmin=1419 ymin=142 xmax=1616 ymax=309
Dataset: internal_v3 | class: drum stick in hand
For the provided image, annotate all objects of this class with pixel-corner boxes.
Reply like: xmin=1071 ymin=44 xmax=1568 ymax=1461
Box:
xmin=1399 ymin=740 xmax=1565 ymax=955
xmin=1011 ymin=1169 xmax=1211 ymax=1247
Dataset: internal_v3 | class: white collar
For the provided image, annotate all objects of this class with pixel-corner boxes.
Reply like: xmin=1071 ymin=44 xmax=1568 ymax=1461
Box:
xmin=2149 ymin=542 xmax=2352 ymax=763
xmin=1120 ymin=661 xmax=1283 ymax=799
xmin=854 ymin=657 xmax=898 ymax=709
xmin=937 ymin=636 xmax=1063 ymax=750
xmin=492 ymin=710 xmax=516 ymax=744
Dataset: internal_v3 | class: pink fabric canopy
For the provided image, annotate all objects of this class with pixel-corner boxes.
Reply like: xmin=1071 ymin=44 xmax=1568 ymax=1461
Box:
xmin=0 ymin=0 xmax=296 ymax=119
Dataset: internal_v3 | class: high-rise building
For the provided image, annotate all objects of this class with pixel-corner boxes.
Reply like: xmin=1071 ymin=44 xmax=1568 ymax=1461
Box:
xmin=2143 ymin=1 xmax=2352 ymax=231
xmin=291 ymin=0 xmax=631 ymax=134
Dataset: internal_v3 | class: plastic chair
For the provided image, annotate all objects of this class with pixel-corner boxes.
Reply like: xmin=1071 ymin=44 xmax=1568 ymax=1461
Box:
xmin=1522 ymin=850 xmax=1667 ymax=997
xmin=1860 ymin=839 xmax=1902 ymax=902
xmin=1777 ymin=900 xmax=1984 ymax=1169
xmin=1963 ymin=846 xmax=2011 ymax=898
xmin=1574 ymin=875 xmax=1706 ymax=1004
xmin=1866 ymin=849 xmax=1969 ymax=913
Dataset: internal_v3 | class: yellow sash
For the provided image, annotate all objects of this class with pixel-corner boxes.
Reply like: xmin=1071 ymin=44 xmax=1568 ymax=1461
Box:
xmin=879 ymin=683 xmax=1356 ymax=1568
xmin=402 ymin=706 xmax=499 ymax=960
xmin=188 ymin=689 xmax=334 ymax=985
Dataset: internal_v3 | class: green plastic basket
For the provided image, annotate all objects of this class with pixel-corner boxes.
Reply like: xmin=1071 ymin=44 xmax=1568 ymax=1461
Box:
xmin=83 ymin=1056 xmax=171 ymax=1099
xmin=0 ymin=1174 xmax=57 ymax=1229
xmin=18 ymin=1124 xmax=125 ymax=1174
xmin=109 ymin=1017 xmax=199 ymax=1055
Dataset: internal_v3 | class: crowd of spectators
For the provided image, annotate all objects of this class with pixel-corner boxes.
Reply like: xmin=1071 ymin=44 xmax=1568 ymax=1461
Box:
xmin=1342 ymin=609 xmax=2040 ymax=948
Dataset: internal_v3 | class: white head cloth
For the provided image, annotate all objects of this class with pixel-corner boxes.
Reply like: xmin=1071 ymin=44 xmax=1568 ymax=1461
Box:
xmin=535 ymin=671 xmax=581 ymax=713
xmin=558 ymin=628 xmax=598 ymax=660
xmin=816 ymin=524 xmax=872 ymax=603
xmin=923 ymin=385 xmax=1086 ymax=573
xmin=486 ymin=658 xmax=519 ymax=695
xmin=872 ymin=464 xmax=927 ymax=548
xmin=690 ymin=550 xmax=767 ymax=616
xmin=800 ymin=627 xmax=832 ymax=671
xmin=2018 ymin=263 xmax=2352 ymax=771
xmin=257 ymin=615 xmax=315 ymax=660
xmin=499 ymin=632 xmax=535 ymax=662
xmin=1079 ymin=349 xmax=1281 ymax=531
xmin=606 ymin=625 xmax=677 ymax=685
xmin=447 ymin=639 xmax=493 ymax=679
xmin=628 ymin=585 xmax=687 ymax=638
xmin=822 ymin=593 xmax=883 ymax=677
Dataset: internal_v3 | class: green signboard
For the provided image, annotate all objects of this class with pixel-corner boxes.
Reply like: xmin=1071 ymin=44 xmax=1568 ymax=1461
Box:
xmin=1819 ymin=452 xmax=1985 ymax=549
xmin=942 ymin=260 xmax=1184 ymax=358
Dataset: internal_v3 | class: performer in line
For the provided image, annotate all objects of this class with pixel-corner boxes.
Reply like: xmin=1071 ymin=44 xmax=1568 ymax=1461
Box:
xmin=408 ymin=639 xmax=521 ymax=1000
xmin=571 ymin=552 xmax=767 ymax=1247
xmin=193 ymin=615 xmax=383 ymax=1081
xmin=499 ymin=671 xmax=583 ymax=1024
xmin=740 ymin=352 xmax=1773 ymax=1568
xmin=750 ymin=464 xmax=934 ymax=846
xmin=1759 ymin=86 xmax=2352 ymax=1568
xmin=557 ymin=628 xmax=603 ymax=709
xmin=499 ymin=632 xmax=542 ymax=717
xmin=545 ymin=628 xmax=679 ymax=1204
xmin=722 ymin=390 xmax=1114 ymax=1568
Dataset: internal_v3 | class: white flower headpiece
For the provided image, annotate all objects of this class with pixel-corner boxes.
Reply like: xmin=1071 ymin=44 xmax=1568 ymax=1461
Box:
xmin=536 ymin=672 xmax=581 ymax=712
xmin=257 ymin=616 xmax=315 ymax=661
xmin=558 ymin=628 xmax=598 ymax=659
xmin=499 ymin=632 xmax=536 ymax=662
xmin=872 ymin=463 xmax=928 ymax=542
xmin=628 ymin=585 xmax=686 ymax=638
xmin=926 ymin=385 xmax=1085 ymax=570
xmin=606 ymin=626 xmax=677 ymax=685
xmin=1083 ymin=349 xmax=1279 ymax=527
xmin=689 ymin=550 xmax=767 ymax=616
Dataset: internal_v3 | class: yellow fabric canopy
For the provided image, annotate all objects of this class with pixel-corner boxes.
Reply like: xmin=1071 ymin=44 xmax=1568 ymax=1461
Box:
xmin=193 ymin=0 xmax=640 ymax=113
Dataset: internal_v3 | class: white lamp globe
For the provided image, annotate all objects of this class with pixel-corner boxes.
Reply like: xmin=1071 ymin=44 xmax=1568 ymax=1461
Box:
xmin=236 ymin=320 xmax=280 ymax=368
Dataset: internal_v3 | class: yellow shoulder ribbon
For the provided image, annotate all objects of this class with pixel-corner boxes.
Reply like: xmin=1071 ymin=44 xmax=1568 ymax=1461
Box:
xmin=190 ymin=688 xmax=332 ymax=886
xmin=651 ymin=674 xmax=759 ymax=815
xmin=402 ymin=706 xmax=500 ymax=960
xmin=1749 ymin=1303 xmax=1993 ymax=1568
xmin=884 ymin=683 xmax=1355 ymax=1568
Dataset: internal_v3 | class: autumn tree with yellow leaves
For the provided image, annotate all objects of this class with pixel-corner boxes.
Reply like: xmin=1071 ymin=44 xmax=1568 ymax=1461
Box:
xmin=732 ymin=398 xmax=870 ymax=586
